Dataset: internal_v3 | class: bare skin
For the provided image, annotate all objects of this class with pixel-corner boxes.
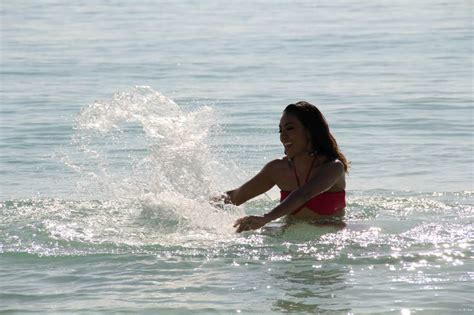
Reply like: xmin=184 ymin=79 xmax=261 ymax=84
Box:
xmin=225 ymin=112 xmax=346 ymax=233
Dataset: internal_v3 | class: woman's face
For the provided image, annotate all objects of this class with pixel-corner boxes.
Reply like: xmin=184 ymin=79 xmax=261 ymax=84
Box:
xmin=279 ymin=112 xmax=312 ymax=158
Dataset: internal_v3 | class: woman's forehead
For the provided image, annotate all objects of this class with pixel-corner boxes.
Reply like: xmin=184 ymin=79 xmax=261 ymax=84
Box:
xmin=279 ymin=113 xmax=300 ymax=125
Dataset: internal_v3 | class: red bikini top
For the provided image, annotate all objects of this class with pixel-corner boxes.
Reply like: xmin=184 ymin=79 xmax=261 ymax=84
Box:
xmin=280 ymin=157 xmax=346 ymax=215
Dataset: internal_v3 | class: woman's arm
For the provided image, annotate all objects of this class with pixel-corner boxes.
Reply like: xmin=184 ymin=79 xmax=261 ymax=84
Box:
xmin=263 ymin=160 xmax=344 ymax=221
xmin=225 ymin=160 xmax=277 ymax=206
xmin=234 ymin=160 xmax=345 ymax=232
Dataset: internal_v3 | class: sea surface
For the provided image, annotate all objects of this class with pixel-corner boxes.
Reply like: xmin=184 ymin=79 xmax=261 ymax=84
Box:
xmin=1 ymin=1 xmax=473 ymax=314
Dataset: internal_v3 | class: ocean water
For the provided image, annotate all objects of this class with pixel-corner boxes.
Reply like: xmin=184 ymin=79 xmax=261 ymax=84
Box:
xmin=1 ymin=1 xmax=473 ymax=314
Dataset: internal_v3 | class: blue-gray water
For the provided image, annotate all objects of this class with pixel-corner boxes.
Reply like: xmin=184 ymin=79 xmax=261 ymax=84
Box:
xmin=1 ymin=1 xmax=473 ymax=314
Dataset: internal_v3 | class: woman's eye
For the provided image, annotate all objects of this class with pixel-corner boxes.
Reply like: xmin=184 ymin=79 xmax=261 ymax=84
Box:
xmin=279 ymin=126 xmax=294 ymax=133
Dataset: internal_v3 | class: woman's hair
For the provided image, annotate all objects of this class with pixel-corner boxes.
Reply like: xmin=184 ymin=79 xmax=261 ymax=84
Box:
xmin=284 ymin=101 xmax=350 ymax=172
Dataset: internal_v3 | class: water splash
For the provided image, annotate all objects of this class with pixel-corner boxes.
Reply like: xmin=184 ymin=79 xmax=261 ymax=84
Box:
xmin=61 ymin=87 xmax=244 ymax=243
xmin=75 ymin=86 xmax=223 ymax=197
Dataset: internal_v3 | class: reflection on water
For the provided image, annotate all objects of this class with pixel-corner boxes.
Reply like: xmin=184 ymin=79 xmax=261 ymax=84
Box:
xmin=271 ymin=261 xmax=351 ymax=313
xmin=256 ymin=221 xmax=352 ymax=313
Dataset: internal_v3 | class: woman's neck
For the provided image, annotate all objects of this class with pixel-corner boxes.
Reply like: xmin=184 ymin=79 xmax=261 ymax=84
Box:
xmin=291 ymin=152 xmax=317 ymax=167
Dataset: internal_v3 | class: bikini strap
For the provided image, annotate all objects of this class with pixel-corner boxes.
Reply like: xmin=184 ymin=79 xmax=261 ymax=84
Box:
xmin=293 ymin=156 xmax=317 ymax=187
xmin=305 ymin=156 xmax=317 ymax=183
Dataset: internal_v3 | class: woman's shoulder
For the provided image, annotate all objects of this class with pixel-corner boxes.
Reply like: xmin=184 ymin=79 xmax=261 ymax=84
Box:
xmin=320 ymin=158 xmax=345 ymax=174
xmin=260 ymin=158 xmax=290 ymax=183
xmin=262 ymin=157 xmax=290 ymax=173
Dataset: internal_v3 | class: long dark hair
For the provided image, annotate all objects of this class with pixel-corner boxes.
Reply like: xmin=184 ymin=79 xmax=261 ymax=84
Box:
xmin=284 ymin=101 xmax=349 ymax=172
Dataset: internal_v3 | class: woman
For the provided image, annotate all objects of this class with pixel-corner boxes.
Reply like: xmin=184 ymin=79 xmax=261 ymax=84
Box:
xmin=220 ymin=101 xmax=349 ymax=233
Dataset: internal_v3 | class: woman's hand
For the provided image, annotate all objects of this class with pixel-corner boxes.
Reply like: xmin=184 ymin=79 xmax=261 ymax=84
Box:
xmin=210 ymin=192 xmax=232 ymax=206
xmin=233 ymin=215 xmax=269 ymax=233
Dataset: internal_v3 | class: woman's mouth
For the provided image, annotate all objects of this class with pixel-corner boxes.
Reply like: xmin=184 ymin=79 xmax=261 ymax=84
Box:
xmin=283 ymin=142 xmax=293 ymax=149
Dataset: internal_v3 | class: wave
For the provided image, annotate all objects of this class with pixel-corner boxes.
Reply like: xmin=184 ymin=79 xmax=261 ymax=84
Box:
xmin=1 ymin=190 xmax=472 ymax=259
